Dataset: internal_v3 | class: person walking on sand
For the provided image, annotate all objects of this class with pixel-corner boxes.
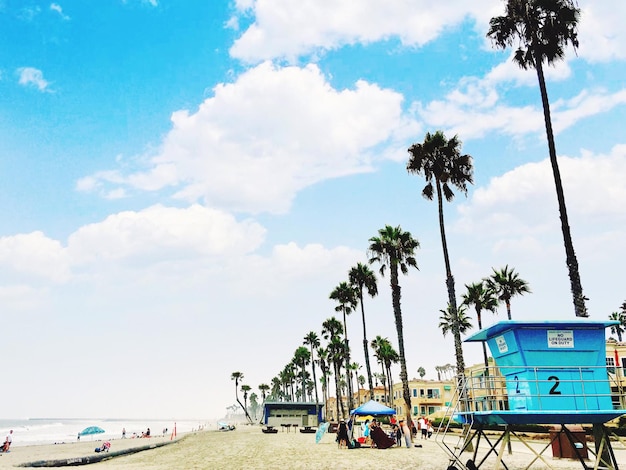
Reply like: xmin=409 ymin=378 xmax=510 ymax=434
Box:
xmin=122 ymin=428 xmax=126 ymax=439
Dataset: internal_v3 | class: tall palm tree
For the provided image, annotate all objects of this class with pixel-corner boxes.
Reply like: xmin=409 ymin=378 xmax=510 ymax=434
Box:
xmin=270 ymin=377 xmax=281 ymax=401
xmin=349 ymin=262 xmax=378 ymax=401
xmin=368 ymin=225 xmax=419 ymax=426
xmin=231 ymin=371 xmax=253 ymax=423
xmin=371 ymin=336 xmax=390 ymax=403
xmin=258 ymin=383 xmax=270 ymax=402
xmin=316 ymin=346 xmax=330 ymax=414
xmin=329 ymin=281 xmax=358 ymax=412
xmin=439 ymin=304 xmax=473 ymax=338
xmin=379 ymin=342 xmax=399 ymax=406
xmin=407 ymin=130 xmax=473 ymax=377
xmin=293 ymin=346 xmax=311 ymax=402
xmin=609 ymin=311 xmax=625 ymax=342
xmin=487 ymin=0 xmax=587 ymax=318
xmin=304 ymin=331 xmax=321 ymax=412
xmin=463 ymin=281 xmax=499 ymax=370
xmin=485 ymin=265 xmax=531 ymax=320
xmin=322 ymin=316 xmax=345 ymax=419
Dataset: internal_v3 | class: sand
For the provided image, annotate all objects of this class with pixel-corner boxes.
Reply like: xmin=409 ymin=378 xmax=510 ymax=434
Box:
xmin=0 ymin=425 xmax=623 ymax=469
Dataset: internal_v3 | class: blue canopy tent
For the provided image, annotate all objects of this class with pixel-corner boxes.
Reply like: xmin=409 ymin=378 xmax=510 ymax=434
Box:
xmin=350 ymin=400 xmax=396 ymax=416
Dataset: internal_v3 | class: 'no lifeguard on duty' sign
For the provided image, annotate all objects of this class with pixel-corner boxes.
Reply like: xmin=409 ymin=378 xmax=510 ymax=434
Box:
xmin=547 ymin=330 xmax=574 ymax=348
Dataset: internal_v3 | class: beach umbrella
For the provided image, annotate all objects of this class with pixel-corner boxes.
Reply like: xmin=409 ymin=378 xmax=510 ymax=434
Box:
xmin=79 ymin=426 xmax=105 ymax=437
xmin=315 ymin=422 xmax=329 ymax=444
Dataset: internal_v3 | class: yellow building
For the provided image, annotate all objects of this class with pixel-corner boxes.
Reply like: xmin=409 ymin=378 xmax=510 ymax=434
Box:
xmin=391 ymin=378 xmax=455 ymax=419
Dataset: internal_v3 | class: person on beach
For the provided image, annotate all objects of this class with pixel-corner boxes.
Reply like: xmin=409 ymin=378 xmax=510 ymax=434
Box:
xmin=2 ymin=430 xmax=13 ymax=452
xmin=399 ymin=420 xmax=411 ymax=448
xmin=336 ymin=420 xmax=349 ymax=449
xmin=122 ymin=428 xmax=126 ymax=438
xmin=419 ymin=417 xmax=428 ymax=440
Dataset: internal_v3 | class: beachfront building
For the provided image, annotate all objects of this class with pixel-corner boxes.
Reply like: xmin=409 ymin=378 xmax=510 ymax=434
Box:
xmin=262 ymin=401 xmax=324 ymax=428
xmin=391 ymin=377 xmax=456 ymax=420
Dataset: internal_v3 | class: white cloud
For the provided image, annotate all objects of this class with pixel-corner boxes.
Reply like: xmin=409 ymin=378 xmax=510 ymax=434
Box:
xmin=16 ymin=67 xmax=50 ymax=92
xmin=578 ymin=1 xmax=626 ymax=62
xmin=416 ymin=60 xmax=626 ymax=140
xmin=67 ymin=204 xmax=266 ymax=265
xmin=83 ymin=62 xmax=415 ymax=214
xmin=0 ymin=231 xmax=69 ymax=282
xmin=230 ymin=0 xmax=501 ymax=63
xmin=456 ymin=144 xmax=626 ymax=237
xmin=50 ymin=3 xmax=70 ymax=20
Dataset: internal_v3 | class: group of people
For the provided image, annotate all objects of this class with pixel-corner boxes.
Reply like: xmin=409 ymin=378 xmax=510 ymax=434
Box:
xmin=335 ymin=415 xmax=434 ymax=450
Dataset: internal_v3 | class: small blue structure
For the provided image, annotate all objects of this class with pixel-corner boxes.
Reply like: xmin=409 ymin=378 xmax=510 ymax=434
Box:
xmin=262 ymin=401 xmax=324 ymax=428
xmin=464 ymin=320 xmax=623 ymax=425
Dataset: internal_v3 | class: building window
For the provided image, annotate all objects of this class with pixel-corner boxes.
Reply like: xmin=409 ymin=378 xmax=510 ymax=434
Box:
xmin=607 ymin=357 xmax=616 ymax=374
xmin=427 ymin=388 xmax=440 ymax=399
xmin=412 ymin=389 xmax=417 ymax=397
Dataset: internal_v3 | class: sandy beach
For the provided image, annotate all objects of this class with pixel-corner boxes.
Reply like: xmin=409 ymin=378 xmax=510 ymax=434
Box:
xmin=0 ymin=425 xmax=623 ymax=469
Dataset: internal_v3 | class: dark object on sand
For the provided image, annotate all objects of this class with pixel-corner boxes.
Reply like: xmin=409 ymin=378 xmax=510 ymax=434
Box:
xmin=262 ymin=426 xmax=278 ymax=434
xmin=299 ymin=427 xmax=316 ymax=434
xmin=369 ymin=426 xmax=396 ymax=449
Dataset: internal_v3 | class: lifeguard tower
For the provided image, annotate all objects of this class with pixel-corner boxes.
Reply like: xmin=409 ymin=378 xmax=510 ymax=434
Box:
xmin=436 ymin=321 xmax=626 ymax=470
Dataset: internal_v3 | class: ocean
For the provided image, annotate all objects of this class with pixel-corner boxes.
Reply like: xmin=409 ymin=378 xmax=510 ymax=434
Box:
xmin=0 ymin=418 xmax=213 ymax=447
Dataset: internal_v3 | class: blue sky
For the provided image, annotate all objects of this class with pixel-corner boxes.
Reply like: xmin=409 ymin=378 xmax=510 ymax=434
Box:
xmin=1 ymin=0 xmax=625 ymax=421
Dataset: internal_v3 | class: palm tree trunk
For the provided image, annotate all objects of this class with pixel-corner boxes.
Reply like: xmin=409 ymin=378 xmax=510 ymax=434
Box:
xmin=342 ymin=311 xmax=354 ymax=412
xmin=534 ymin=53 xmax=588 ymax=318
xmin=435 ymin=180 xmax=466 ymax=377
xmin=309 ymin=347 xmax=320 ymax=419
xmin=334 ymin=361 xmax=344 ymax=419
xmin=390 ymin=263 xmax=413 ymax=432
xmin=359 ymin=294 xmax=375 ymax=401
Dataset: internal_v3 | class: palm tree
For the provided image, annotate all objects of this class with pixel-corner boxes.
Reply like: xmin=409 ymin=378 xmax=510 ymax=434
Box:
xmin=231 ymin=371 xmax=253 ymax=423
xmin=609 ymin=311 xmax=625 ymax=342
xmin=485 ymin=265 xmax=531 ymax=320
xmin=487 ymin=0 xmax=587 ymax=317
xmin=407 ymin=130 xmax=473 ymax=379
xmin=316 ymin=346 xmax=330 ymax=413
xmin=293 ymin=346 xmax=311 ymax=402
xmin=349 ymin=262 xmax=378 ymax=401
xmin=241 ymin=384 xmax=252 ymax=420
xmin=329 ymin=281 xmax=357 ymax=412
xmin=371 ymin=336 xmax=390 ymax=402
xmin=417 ymin=367 xmax=426 ymax=379
xmin=463 ymin=281 xmax=499 ymax=370
xmin=258 ymin=383 xmax=270 ymax=402
xmin=322 ymin=316 xmax=345 ymax=419
xmin=379 ymin=342 xmax=399 ymax=406
xmin=304 ymin=331 xmax=321 ymax=412
xmin=368 ymin=224 xmax=419 ymax=427
xmin=439 ymin=304 xmax=473 ymax=338
xmin=371 ymin=336 xmax=399 ymax=405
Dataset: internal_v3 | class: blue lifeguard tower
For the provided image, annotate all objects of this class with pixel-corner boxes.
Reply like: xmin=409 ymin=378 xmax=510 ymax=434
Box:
xmin=436 ymin=321 xmax=626 ymax=470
